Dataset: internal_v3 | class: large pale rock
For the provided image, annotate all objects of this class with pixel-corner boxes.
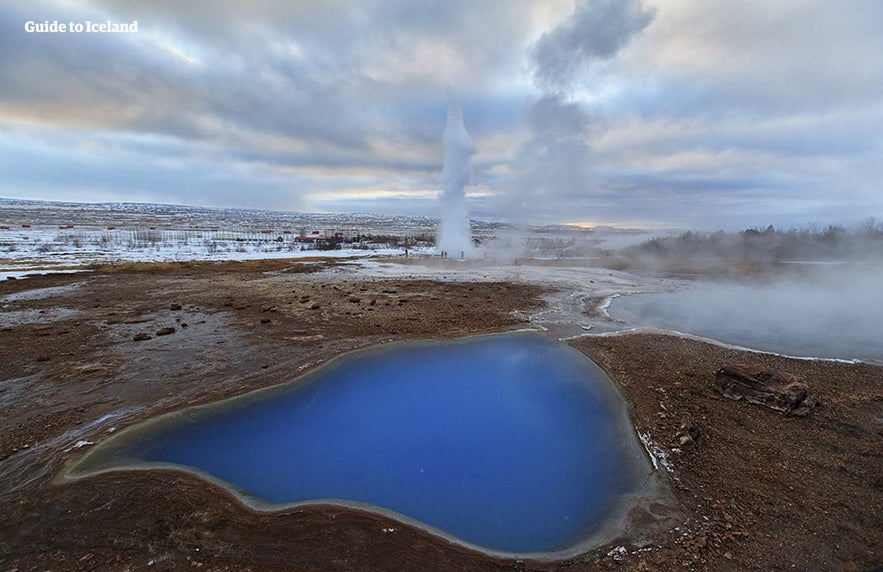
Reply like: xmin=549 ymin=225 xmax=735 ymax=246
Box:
xmin=714 ymin=364 xmax=818 ymax=416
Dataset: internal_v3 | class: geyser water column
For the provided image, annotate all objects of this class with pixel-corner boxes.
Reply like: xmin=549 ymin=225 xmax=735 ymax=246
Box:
xmin=437 ymin=99 xmax=476 ymax=257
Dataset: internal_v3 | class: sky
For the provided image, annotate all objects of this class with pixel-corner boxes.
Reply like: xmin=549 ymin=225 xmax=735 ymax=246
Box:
xmin=1 ymin=0 xmax=881 ymax=230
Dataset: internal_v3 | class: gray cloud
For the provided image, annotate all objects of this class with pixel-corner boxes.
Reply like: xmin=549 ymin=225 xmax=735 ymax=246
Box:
xmin=5 ymin=0 xmax=649 ymax=220
xmin=1 ymin=0 xmax=539 ymax=211
xmin=0 ymin=0 xmax=880 ymax=228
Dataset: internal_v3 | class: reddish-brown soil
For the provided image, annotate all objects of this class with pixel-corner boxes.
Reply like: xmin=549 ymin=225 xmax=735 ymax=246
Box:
xmin=571 ymin=334 xmax=882 ymax=571
xmin=0 ymin=259 xmax=880 ymax=571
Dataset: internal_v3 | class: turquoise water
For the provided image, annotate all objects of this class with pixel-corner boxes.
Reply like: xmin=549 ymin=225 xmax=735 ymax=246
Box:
xmin=103 ymin=333 xmax=643 ymax=552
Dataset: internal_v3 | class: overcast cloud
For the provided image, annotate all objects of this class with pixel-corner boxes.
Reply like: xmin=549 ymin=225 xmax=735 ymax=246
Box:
xmin=1 ymin=0 xmax=881 ymax=229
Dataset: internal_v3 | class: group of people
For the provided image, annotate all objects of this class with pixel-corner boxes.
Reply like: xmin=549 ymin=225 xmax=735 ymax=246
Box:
xmin=439 ymin=250 xmax=465 ymax=259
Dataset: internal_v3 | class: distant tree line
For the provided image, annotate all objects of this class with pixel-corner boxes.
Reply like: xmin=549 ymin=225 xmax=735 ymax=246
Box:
xmin=630 ymin=219 xmax=883 ymax=261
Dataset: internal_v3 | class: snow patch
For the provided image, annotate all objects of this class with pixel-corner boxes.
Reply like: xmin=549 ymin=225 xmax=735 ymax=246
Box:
xmin=64 ymin=440 xmax=94 ymax=452
xmin=638 ymin=432 xmax=674 ymax=475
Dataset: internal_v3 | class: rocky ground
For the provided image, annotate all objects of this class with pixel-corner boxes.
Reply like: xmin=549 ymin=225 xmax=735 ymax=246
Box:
xmin=571 ymin=334 xmax=881 ymax=571
xmin=0 ymin=258 xmax=880 ymax=571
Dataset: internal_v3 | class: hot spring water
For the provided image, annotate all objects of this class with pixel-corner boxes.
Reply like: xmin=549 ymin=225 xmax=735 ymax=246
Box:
xmin=65 ymin=332 xmax=647 ymax=553
xmin=608 ymin=280 xmax=883 ymax=363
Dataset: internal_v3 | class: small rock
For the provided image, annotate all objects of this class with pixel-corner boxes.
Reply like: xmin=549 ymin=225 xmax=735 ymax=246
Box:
xmin=791 ymin=394 xmax=820 ymax=418
xmin=155 ymin=327 xmax=176 ymax=336
xmin=133 ymin=333 xmax=152 ymax=341
xmin=169 ymin=303 xmax=182 ymax=311
xmin=675 ymin=418 xmax=701 ymax=446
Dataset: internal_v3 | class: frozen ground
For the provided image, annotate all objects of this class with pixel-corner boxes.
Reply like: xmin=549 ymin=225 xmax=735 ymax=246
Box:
xmin=0 ymin=224 xmax=416 ymax=275
xmin=1 ymin=199 xmax=653 ymax=274
xmin=5 ymin=199 xmax=878 ymax=364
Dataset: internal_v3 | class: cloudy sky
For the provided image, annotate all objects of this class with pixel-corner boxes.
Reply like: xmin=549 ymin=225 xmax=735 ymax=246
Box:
xmin=1 ymin=0 xmax=881 ymax=230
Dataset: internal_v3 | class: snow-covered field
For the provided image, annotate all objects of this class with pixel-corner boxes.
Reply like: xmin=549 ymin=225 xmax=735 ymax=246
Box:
xmin=0 ymin=200 xmax=445 ymax=273
xmin=0 ymin=224 xmax=413 ymax=269
xmin=0 ymin=199 xmax=654 ymax=272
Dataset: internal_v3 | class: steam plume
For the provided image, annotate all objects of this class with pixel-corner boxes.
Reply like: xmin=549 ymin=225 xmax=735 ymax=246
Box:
xmin=531 ymin=0 xmax=656 ymax=92
xmin=503 ymin=0 xmax=655 ymax=222
xmin=437 ymin=98 xmax=476 ymax=256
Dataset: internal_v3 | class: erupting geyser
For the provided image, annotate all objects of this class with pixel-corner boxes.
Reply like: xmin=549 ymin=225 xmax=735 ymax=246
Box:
xmin=437 ymin=99 xmax=476 ymax=257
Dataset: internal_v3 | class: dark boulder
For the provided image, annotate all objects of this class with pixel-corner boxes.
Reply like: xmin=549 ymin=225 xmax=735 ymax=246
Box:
xmin=714 ymin=364 xmax=818 ymax=416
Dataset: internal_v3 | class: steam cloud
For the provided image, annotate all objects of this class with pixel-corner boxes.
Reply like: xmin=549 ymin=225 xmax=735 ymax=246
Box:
xmin=505 ymin=0 xmax=655 ymax=222
xmin=610 ymin=266 xmax=883 ymax=363
xmin=437 ymin=98 xmax=477 ymax=256
xmin=531 ymin=0 xmax=656 ymax=92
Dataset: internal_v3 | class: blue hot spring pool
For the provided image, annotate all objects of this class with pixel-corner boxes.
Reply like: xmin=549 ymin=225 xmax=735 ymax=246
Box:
xmin=67 ymin=332 xmax=647 ymax=553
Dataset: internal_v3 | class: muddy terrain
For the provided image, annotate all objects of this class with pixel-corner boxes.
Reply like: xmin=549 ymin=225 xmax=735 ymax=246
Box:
xmin=0 ymin=259 xmax=880 ymax=571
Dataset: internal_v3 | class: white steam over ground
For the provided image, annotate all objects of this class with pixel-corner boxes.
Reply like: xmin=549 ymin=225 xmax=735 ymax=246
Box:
xmin=437 ymin=100 xmax=476 ymax=257
xmin=608 ymin=266 xmax=883 ymax=363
